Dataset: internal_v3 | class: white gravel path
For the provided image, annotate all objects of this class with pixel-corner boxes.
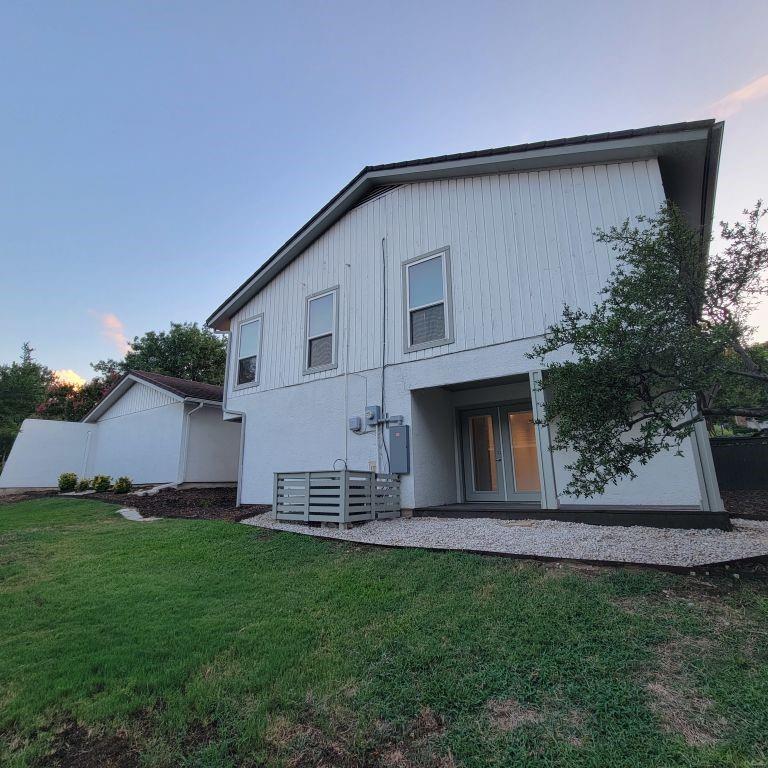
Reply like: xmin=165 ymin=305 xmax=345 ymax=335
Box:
xmin=241 ymin=513 xmax=768 ymax=567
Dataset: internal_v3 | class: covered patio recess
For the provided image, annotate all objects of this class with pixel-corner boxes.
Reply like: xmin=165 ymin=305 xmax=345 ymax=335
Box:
xmin=408 ymin=373 xmax=730 ymax=530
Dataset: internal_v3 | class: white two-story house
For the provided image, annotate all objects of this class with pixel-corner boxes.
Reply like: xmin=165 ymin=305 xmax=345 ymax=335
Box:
xmin=207 ymin=120 xmax=727 ymax=528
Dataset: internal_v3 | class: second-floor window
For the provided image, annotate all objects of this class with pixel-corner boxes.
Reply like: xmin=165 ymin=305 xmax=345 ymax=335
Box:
xmin=236 ymin=315 xmax=263 ymax=387
xmin=403 ymin=248 xmax=453 ymax=351
xmin=305 ymin=287 xmax=338 ymax=373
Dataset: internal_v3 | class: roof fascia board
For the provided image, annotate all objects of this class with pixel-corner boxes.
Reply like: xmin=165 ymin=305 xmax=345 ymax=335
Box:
xmin=700 ymin=121 xmax=724 ymax=245
xmin=363 ymin=128 xmax=710 ymax=183
xmin=207 ymin=128 xmax=710 ymax=329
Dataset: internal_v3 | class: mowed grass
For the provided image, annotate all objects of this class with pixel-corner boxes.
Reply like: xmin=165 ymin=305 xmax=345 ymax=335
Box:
xmin=1 ymin=500 xmax=767 ymax=767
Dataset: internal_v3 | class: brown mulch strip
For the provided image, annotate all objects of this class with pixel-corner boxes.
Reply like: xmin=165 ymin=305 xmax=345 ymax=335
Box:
xmin=721 ymin=489 xmax=768 ymax=520
xmin=0 ymin=486 xmax=268 ymax=522
xmin=91 ymin=487 xmax=268 ymax=522
xmin=0 ymin=489 xmax=58 ymax=506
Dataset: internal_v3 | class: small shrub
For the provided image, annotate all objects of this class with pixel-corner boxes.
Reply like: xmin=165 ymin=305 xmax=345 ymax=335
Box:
xmin=58 ymin=473 xmax=78 ymax=492
xmin=76 ymin=478 xmax=91 ymax=492
xmin=92 ymin=475 xmax=112 ymax=493
xmin=113 ymin=476 xmax=133 ymax=494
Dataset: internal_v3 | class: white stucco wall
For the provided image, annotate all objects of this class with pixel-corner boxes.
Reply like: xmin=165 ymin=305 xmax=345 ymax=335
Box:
xmin=234 ymin=338 xmax=705 ymax=509
xmin=0 ymin=419 xmax=95 ymax=488
xmin=410 ymin=388 xmax=457 ymax=508
xmin=183 ymin=404 xmax=241 ymax=483
xmin=86 ymin=401 xmax=185 ymax=484
xmin=1 ymin=379 xmax=242 ymax=489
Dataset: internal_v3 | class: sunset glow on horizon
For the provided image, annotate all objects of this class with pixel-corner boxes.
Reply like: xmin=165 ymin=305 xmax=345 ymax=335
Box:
xmin=53 ymin=369 xmax=86 ymax=388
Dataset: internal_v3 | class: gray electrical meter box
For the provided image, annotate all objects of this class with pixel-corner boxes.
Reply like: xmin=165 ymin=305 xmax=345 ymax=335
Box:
xmin=388 ymin=425 xmax=410 ymax=474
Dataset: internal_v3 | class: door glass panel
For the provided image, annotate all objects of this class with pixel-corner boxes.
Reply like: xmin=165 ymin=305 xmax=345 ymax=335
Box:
xmin=470 ymin=415 xmax=497 ymax=492
xmin=508 ymin=411 xmax=540 ymax=492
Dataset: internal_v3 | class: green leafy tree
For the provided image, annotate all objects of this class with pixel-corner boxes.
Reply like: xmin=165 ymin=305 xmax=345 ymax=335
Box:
xmin=36 ymin=371 xmax=121 ymax=422
xmin=709 ymin=342 xmax=768 ymax=431
xmin=529 ymin=201 xmax=768 ymax=497
xmin=93 ymin=322 xmax=226 ymax=385
xmin=0 ymin=343 xmax=53 ymax=462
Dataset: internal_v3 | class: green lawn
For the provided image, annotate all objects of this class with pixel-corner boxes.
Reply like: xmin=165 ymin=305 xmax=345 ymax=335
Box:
xmin=1 ymin=499 xmax=766 ymax=768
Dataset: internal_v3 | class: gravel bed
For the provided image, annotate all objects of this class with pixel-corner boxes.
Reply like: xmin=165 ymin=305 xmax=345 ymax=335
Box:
xmin=242 ymin=513 xmax=768 ymax=567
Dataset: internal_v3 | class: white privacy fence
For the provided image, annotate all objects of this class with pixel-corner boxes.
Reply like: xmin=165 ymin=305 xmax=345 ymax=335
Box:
xmin=273 ymin=470 xmax=401 ymax=524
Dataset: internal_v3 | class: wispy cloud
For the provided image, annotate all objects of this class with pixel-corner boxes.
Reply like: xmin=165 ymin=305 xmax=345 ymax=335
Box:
xmin=90 ymin=311 xmax=130 ymax=355
xmin=711 ymin=73 xmax=768 ymax=119
xmin=53 ymin=369 xmax=86 ymax=388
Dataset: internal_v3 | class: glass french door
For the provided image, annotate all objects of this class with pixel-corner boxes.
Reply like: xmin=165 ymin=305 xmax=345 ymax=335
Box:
xmin=461 ymin=405 xmax=541 ymax=503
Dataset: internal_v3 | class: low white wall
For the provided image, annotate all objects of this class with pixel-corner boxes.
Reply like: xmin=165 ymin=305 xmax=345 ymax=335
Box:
xmin=183 ymin=405 xmax=241 ymax=482
xmin=0 ymin=419 xmax=94 ymax=488
xmin=86 ymin=403 xmax=185 ymax=484
xmin=552 ymin=431 xmax=703 ymax=508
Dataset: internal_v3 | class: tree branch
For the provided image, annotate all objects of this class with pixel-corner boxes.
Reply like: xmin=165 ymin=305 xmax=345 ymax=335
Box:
xmin=702 ymin=406 xmax=768 ymax=417
xmin=723 ymin=368 xmax=768 ymax=383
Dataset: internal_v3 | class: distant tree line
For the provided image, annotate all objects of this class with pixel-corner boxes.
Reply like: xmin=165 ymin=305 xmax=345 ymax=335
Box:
xmin=0 ymin=323 xmax=226 ymax=465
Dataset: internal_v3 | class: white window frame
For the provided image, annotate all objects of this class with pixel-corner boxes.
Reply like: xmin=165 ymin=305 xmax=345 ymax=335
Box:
xmin=303 ymin=286 xmax=339 ymax=374
xmin=402 ymin=246 xmax=454 ymax=352
xmin=232 ymin=314 xmax=264 ymax=390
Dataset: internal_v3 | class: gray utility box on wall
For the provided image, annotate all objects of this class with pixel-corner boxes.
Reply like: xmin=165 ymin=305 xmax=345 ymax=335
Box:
xmin=388 ymin=425 xmax=410 ymax=474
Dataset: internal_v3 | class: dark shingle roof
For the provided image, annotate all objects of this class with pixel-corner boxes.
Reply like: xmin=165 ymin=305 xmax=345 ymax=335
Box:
xmin=130 ymin=370 xmax=224 ymax=402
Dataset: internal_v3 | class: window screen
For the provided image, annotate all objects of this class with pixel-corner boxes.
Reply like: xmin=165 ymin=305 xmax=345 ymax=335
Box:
xmin=410 ymin=304 xmax=446 ymax=346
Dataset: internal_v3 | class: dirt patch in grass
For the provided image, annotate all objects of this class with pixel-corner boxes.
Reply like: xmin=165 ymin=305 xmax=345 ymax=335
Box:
xmin=43 ymin=721 xmax=138 ymax=768
xmin=485 ymin=699 xmax=587 ymax=747
xmin=486 ymin=699 xmax=543 ymax=732
xmin=266 ymin=699 xmax=453 ymax=768
xmin=266 ymin=715 xmax=357 ymax=768
xmin=645 ymin=634 xmax=728 ymax=747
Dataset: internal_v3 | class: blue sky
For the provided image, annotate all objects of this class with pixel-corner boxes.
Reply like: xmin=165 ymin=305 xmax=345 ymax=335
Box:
xmin=2 ymin=0 xmax=768 ymax=382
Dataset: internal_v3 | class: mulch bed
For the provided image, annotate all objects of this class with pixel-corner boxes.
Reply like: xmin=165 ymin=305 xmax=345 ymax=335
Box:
xmin=721 ymin=489 xmax=768 ymax=520
xmin=0 ymin=486 xmax=268 ymax=522
xmin=91 ymin=487 xmax=269 ymax=522
xmin=0 ymin=489 xmax=59 ymax=506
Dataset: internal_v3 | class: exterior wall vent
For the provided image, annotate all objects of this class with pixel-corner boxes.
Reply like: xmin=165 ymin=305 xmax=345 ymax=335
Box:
xmin=352 ymin=184 xmax=402 ymax=209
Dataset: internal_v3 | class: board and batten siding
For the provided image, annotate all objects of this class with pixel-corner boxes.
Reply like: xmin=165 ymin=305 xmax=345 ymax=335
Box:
xmin=97 ymin=382 xmax=178 ymax=421
xmin=228 ymin=159 xmax=665 ymax=397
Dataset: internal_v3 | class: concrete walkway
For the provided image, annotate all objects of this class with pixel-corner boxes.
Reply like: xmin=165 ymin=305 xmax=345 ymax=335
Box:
xmin=241 ymin=513 xmax=768 ymax=568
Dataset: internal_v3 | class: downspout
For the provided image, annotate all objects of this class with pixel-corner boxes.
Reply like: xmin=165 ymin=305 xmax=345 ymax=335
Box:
xmin=379 ymin=236 xmax=390 ymax=472
xmin=344 ymin=261 xmax=351 ymax=466
xmin=218 ymin=329 xmax=247 ymax=506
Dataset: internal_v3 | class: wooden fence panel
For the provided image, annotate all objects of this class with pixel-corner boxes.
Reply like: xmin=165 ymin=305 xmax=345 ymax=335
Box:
xmin=273 ymin=470 xmax=401 ymax=524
